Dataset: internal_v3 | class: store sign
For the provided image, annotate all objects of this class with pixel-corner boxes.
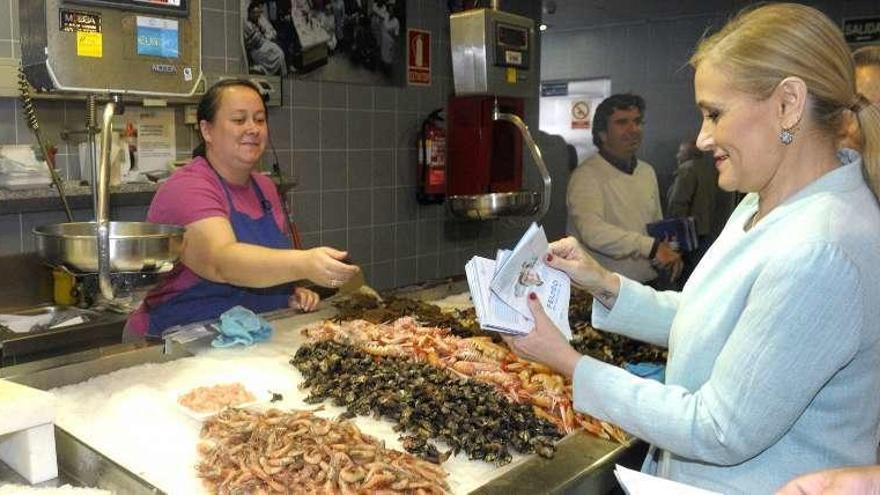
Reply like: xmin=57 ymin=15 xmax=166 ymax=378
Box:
xmin=407 ymin=29 xmax=431 ymax=86
xmin=843 ymin=17 xmax=880 ymax=44
xmin=541 ymin=82 xmax=568 ymax=97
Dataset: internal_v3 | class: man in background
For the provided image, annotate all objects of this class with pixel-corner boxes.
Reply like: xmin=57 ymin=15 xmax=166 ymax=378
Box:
xmin=566 ymin=93 xmax=682 ymax=286
xmin=667 ymin=140 xmax=735 ymax=283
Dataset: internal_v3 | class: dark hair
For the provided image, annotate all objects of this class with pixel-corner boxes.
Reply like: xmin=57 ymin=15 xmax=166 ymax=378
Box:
xmin=854 ymin=45 xmax=880 ymax=69
xmin=591 ymin=93 xmax=646 ymax=148
xmin=247 ymin=1 xmax=263 ymax=15
xmin=193 ymin=78 xmax=265 ymax=158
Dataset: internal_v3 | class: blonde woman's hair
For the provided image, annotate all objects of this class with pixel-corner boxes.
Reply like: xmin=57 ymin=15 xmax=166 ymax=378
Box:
xmin=690 ymin=3 xmax=880 ymax=200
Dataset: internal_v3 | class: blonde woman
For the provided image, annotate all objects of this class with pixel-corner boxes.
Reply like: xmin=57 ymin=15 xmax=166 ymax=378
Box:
xmin=503 ymin=4 xmax=880 ymax=494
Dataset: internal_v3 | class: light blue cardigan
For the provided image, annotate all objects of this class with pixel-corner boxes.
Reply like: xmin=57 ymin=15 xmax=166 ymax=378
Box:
xmin=575 ymin=151 xmax=880 ymax=494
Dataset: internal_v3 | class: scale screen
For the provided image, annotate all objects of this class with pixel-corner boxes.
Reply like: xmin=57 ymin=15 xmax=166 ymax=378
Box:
xmin=63 ymin=0 xmax=188 ymax=17
xmin=136 ymin=16 xmax=179 ymax=58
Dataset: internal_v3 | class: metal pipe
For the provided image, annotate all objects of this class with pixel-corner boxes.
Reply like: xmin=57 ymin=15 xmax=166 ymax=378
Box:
xmin=492 ymin=99 xmax=552 ymax=220
xmin=96 ymin=98 xmax=119 ymax=301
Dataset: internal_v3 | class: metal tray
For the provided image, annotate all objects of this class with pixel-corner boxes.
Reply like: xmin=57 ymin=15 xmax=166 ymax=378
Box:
xmin=33 ymin=221 xmax=184 ymax=273
xmin=448 ymin=191 xmax=540 ymax=220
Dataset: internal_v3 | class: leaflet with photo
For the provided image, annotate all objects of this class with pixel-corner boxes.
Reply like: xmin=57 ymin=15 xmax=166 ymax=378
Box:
xmin=464 ymin=223 xmax=571 ymax=338
xmin=465 ymin=256 xmax=531 ymax=334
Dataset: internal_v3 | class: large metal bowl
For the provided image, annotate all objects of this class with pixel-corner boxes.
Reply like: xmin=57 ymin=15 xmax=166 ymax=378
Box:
xmin=447 ymin=192 xmax=540 ymax=220
xmin=33 ymin=222 xmax=184 ymax=273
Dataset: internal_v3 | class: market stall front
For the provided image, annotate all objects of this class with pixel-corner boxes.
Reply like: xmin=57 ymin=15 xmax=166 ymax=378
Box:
xmin=4 ymin=283 xmax=644 ymax=494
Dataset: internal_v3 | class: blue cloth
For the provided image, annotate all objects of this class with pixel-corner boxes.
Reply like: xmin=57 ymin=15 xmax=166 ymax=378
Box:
xmin=574 ymin=151 xmax=880 ymax=494
xmin=211 ymin=305 xmax=272 ymax=347
xmin=623 ymin=362 xmax=665 ymax=382
xmin=147 ymin=165 xmax=293 ymax=337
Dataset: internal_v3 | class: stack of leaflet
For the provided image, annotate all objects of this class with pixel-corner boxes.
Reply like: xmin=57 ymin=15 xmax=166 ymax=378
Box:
xmin=465 ymin=223 xmax=572 ymax=338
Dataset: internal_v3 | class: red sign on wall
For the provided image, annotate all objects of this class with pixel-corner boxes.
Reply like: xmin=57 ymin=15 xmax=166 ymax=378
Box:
xmin=407 ymin=29 xmax=431 ymax=86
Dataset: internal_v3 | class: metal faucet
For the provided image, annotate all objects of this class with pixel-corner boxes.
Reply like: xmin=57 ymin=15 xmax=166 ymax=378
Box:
xmin=96 ymin=95 xmax=123 ymax=301
xmin=491 ymin=98 xmax=552 ymax=220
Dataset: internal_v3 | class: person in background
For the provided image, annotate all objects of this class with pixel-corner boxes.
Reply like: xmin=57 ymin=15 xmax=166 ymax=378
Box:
xmin=504 ymin=4 xmax=880 ymax=494
xmin=841 ymin=45 xmax=880 ymax=150
xmin=124 ymin=79 xmax=359 ymax=340
xmin=777 ymin=465 xmax=880 ymax=495
xmin=565 ymin=93 xmax=682 ymax=286
xmin=245 ymin=1 xmax=287 ymax=75
xmin=666 ymin=140 xmax=734 ymax=283
xmin=854 ymin=45 xmax=880 ymax=104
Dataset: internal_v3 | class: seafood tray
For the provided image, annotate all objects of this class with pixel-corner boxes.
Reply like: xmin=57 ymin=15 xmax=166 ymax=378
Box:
xmin=12 ymin=281 xmax=638 ymax=494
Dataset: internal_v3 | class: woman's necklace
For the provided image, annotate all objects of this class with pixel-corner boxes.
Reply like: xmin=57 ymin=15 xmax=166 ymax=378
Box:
xmin=746 ymin=210 xmax=763 ymax=231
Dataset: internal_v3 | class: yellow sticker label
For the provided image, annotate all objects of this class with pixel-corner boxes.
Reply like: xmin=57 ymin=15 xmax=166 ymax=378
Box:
xmin=506 ymin=67 xmax=517 ymax=83
xmin=76 ymin=32 xmax=102 ymax=58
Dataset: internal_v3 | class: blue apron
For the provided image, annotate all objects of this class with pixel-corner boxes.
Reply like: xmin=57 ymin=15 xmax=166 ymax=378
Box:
xmin=147 ymin=173 xmax=293 ymax=337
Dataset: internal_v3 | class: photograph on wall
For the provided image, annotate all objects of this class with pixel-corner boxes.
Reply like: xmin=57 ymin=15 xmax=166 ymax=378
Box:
xmin=242 ymin=0 xmax=406 ymax=86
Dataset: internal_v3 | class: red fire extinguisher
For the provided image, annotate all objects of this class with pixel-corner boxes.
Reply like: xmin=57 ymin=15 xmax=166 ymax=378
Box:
xmin=416 ymin=109 xmax=446 ymax=205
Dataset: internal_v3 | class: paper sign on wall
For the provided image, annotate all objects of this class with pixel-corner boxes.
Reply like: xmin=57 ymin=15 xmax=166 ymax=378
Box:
xmin=136 ymin=108 xmax=176 ymax=173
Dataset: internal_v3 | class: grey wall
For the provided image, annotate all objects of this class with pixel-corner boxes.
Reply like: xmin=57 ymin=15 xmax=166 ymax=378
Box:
xmin=541 ymin=0 xmax=880 ymax=203
xmin=0 ymin=0 xmax=543 ymax=293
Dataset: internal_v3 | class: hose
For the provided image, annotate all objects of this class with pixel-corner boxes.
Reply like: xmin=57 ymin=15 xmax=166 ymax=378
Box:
xmin=18 ymin=63 xmax=74 ymax=221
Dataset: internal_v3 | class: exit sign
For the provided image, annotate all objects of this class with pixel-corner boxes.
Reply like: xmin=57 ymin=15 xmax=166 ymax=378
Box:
xmin=843 ymin=17 xmax=880 ymax=44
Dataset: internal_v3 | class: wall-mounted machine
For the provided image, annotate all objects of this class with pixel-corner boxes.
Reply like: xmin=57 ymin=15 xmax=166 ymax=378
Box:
xmin=18 ymin=0 xmax=196 ymax=314
xmin=21 ymin=0 xmax=202 ymax=97
xmin=447 ymin=3 xmax=550 ymax=220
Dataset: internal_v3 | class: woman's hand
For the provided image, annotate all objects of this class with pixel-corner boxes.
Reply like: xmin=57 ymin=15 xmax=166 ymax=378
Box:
xmin=501 ymin=293 xmax=583 ymax=378
xmin=300 ymin=247 xmax=360 ymax=288
xmin=289 ymin=287 xmax=320 ymax=312
xmin=546 ymin=237 xmax=621 ymax=307
xmin=776 ymin=466 xmax=880 ymax=495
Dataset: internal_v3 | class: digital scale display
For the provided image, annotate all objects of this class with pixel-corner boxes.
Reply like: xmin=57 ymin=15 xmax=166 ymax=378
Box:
xmin=136 ymin=16 xmax=179 ymax=58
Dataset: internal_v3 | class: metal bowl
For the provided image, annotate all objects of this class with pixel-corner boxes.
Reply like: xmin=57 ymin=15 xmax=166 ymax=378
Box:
xmin=447 ymin=192 xmax=540 ymax=220
xmin=33 ymin=222 xmax=184 ymax=273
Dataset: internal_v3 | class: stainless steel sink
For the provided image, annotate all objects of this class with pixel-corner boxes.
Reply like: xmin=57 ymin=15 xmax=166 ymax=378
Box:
xmin=0 ymin=304 xmax=127 ymax=367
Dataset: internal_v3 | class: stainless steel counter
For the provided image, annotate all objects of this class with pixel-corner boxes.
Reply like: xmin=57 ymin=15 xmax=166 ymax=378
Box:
xmin=3 ymin=281 xmax=643 ymax=494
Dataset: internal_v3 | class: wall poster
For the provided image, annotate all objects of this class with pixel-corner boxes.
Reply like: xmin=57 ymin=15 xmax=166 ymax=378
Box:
xmin=242 ymin=0 xmax=407 ymax=86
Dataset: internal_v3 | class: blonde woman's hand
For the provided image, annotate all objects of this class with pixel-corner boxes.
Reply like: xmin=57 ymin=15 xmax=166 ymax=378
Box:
xmin=501 ymin=293 xmax=582 ymax=378
xmin=776 ymin=466 xmax=880 ymax=495
xmin=290 ymin=287 xmax=320 ymax=312
xmin=547 ymin=236 xmax=618 ymax=287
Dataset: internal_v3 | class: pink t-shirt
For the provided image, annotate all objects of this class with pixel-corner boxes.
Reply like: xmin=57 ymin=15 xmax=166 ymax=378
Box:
xmin=127 ymin=157 xmax=290 ymax=335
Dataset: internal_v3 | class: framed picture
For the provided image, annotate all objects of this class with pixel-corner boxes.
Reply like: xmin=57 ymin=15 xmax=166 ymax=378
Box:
xmin=242 ymin=0 xmax=407 ymax=86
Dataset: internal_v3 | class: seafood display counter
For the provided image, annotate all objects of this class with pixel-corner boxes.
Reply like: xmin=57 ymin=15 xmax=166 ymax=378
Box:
xmin=3 ymin=282 xmax=644 ymax=494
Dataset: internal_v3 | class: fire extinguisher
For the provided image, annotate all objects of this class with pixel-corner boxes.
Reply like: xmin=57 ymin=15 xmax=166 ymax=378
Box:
xmin=416 ymin=108 xmax=446 ymax=205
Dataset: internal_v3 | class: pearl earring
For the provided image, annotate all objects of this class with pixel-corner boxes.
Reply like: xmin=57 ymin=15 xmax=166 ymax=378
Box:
xmin=779 ymin=126 xmax=796 ymax=145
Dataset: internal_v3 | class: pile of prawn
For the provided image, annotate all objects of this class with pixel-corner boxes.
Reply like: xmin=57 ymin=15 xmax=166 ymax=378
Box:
xmin=197 ymin=407 xmax=449 ymax=494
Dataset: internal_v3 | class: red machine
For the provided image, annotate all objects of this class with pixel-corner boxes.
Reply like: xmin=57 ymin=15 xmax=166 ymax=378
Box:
xmin=446 ymin=96 xmax=524 ymax=195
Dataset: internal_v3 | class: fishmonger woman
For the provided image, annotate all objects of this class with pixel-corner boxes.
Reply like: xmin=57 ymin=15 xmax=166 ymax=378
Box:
xmin=125 ymin=79 xmax=358 ymax=339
